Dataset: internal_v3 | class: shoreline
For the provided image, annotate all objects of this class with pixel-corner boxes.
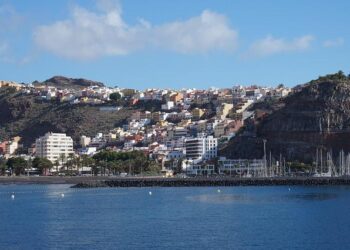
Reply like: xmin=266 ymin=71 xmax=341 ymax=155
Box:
xmin=3 ymin=176 xmax=350 ymax=187
xmin=89 ymin=177 xmax=350 ymax=188
xmin=0 ymin=176 xmax=126 ymax=185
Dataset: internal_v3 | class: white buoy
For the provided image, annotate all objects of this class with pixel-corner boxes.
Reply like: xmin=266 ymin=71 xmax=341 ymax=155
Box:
xmin=11 ymin=193 xmax=15 ymax=200
xmin=217 ymin=189 xmax=221 ymax=193
xmin=61 ymin=193 xmax=65 ymax=198
xmin=149 ymin=191 xmax=152 ymax=196
xmin=288 ymin=188 xmax=291 ymax=191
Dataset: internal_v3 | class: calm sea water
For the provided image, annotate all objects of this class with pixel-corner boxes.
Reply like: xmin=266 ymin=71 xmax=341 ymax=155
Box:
xmin=1 ymin=185 xmax=350 ymax=250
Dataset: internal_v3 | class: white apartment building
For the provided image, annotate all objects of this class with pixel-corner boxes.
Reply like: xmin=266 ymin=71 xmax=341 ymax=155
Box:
xmin=5 ymin=141 xmax=18 ymax=155
xmin=185 ymin=136 xmax=218 ymax=161
xmin=218 ymin=158 xmax=265 ymax=175
xmin=35 ymin=133 xmax=74 ymax=165
xmin=186 ymin=164 xmax=215 ymax=176
xmin=80 ymin=135 xmax=91 ymax=147
xmin=161 ymin=101 xmax=174 ymax=110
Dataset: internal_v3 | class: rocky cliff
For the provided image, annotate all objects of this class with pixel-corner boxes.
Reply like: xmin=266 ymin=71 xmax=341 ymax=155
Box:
xmin=221 ymin=72 xmax=350 ymax=163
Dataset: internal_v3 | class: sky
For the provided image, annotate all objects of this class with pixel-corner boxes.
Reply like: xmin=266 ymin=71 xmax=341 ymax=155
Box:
xmin=0 ymin=0 xmax=349 ymax=89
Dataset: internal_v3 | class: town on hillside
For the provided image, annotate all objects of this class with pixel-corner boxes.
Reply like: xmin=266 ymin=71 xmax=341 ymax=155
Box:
xmin=0 ymin=78 xmax=292 ymax=177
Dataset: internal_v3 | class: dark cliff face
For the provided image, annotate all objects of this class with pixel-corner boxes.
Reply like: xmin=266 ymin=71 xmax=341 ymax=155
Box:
xmin=221 ymin=73 xmax=350 ymax=163
xmin=33 ymin=76 xmax=105 ymax=90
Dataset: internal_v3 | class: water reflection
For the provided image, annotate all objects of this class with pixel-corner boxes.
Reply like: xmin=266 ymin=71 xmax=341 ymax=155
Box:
xmin=187 ymin=192 xmax=338 ymax=204
xmin=187 ymin=194 xmax=254 ymax=204
xmin=284 ymin=193 xmax=338 ymax=201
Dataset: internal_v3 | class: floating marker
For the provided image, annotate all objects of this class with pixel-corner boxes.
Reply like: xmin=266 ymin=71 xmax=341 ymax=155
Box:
xmin=288 ymin=188 xmax=291 ymax=191
xmin=11 ymin=193 xmax=15 ymax=200
xmin=61 ymin=193 xmax=65 ymax=198
xmin=149 ymin=191 xmax=152 ymax=196
xmin=217 ymin=189 xmax=221 ymax=193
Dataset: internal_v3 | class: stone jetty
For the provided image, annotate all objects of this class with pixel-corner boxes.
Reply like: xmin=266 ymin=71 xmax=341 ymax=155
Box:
xmin=71 ymin=177 xmax=350 ymax=188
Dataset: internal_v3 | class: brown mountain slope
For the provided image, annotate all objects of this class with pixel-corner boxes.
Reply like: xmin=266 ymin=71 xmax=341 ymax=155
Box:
xmin=0 ymin=88 xmax=131 ymax=147
xmin=220 ymin=72 xmax=350 ymax=163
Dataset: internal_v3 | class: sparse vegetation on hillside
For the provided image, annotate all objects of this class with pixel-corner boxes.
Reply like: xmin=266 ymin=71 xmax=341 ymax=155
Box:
xmin=0 ymin=88 xmax=134 ymax=147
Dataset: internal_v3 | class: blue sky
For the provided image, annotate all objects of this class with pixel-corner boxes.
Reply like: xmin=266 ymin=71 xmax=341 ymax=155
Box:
xmin=0 ymin=0 xmax=349 ymax=89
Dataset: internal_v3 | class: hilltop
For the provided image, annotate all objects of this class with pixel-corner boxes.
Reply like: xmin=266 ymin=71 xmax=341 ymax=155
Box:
xmin=33 ymin=76 xmax=104 ymax=90
xmin=220 ymin=71 xmax=350 ymax=163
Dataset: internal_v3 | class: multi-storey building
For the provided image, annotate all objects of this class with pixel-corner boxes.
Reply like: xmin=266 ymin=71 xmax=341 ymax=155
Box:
xmin=35 ymin=133 xmax=74 ymax=165
xmin=185 ymin=136 xmax=217 ymax=161
xmin=80 ymin=135 xmax=91 ymax=147
xmin=5 ymin=141 xmax=18 ymax=155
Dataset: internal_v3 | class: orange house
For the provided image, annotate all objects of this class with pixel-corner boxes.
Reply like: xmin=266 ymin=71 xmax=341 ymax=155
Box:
xmin=170 ymin=93 xmax=183 ymax=103
xmin=0 ymin=142 xmax=7 ymax=154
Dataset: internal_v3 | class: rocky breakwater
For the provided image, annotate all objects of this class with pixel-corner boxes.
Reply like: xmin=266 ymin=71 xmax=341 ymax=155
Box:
xmin=71 ymin=177 xmax=350 ymax=188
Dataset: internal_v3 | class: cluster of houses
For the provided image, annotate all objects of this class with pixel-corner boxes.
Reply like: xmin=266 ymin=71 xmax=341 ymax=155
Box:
xmin=0 ymin=79 xmax=291 ymax=176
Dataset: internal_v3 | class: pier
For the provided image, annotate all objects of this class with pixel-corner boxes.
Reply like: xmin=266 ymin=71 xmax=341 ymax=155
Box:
xmin=72 ymin=177 xmax=350 ymax=188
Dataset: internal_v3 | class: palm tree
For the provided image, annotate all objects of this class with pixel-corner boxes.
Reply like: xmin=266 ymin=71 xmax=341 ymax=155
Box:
xmin=86 ymin=157 xmax=95 ymax=176
xmin=67 ymin=153 xmax=75 ymax=173
xmin=34 ymin=158 xmax=53 ymax=175
xmin=54 ymin=159 xmax=60 ymax=174
xmin=26 ymin=158 xmax=32 ymax=176
xmin=7 ymin=157 xmax=27 ymax=176
xmin=0 ymin=158 xmax=7 ymax=176
xmin=75 ymin=156 xmax=81 ymax=175
xmin=107 ymin=161 xmax=115 ymax=176
xmin=81 ymin=155 xmax=94 ymax=175
xmin=126 ymin=159 xmax=135 ymax=176
xmin=59 ymin=153 xmax=66 ymax=172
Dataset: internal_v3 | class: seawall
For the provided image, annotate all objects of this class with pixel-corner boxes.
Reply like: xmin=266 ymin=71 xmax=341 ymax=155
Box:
xmin=72 ymin=177 xmax=350 ymax=188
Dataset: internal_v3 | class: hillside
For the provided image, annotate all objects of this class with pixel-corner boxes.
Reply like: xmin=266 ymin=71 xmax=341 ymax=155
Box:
xmin=0 ymin=87 xmax=132 ymax=147
xmin=33 ymin=76 xmax=104 ymax=90
xmin=221 ymin=72 xmax=350 ymax=163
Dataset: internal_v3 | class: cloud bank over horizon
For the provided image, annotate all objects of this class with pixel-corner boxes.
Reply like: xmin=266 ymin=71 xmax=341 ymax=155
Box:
xmin=244 ymin=35 xmax=314 ymax=58
xmin=34 ymin=2 xmax=238 ymax=60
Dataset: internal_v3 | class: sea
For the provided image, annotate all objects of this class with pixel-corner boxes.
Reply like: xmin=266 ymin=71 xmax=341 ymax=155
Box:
xmin=1 ymin=185 xmax=350 ymax=250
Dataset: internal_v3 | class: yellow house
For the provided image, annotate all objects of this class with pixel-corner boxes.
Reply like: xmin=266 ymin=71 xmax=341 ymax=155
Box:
xmin=217 ymin=103 xmax=233 ymax=120
xmin=192 ymin=108 xmax=204 ymax=120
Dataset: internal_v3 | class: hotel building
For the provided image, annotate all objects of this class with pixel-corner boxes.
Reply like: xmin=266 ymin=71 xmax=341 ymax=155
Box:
xmin=35 ymin=133 xmax=74 ymax=165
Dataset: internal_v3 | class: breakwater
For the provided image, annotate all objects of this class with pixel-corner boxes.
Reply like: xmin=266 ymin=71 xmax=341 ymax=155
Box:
xmin=72 ymin=177 xmax=350 ymax=188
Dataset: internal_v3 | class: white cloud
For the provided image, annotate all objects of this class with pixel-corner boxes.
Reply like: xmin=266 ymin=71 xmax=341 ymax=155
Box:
xmin=323 ymin=37 xmax=344 ymax=48
xmin=33 ymin=1 xmax=238 ymax=60
xmin=153 ymin=10 xmax=238 ymax=53
xmin=245 ymin=35 xmax=314 ymax=58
